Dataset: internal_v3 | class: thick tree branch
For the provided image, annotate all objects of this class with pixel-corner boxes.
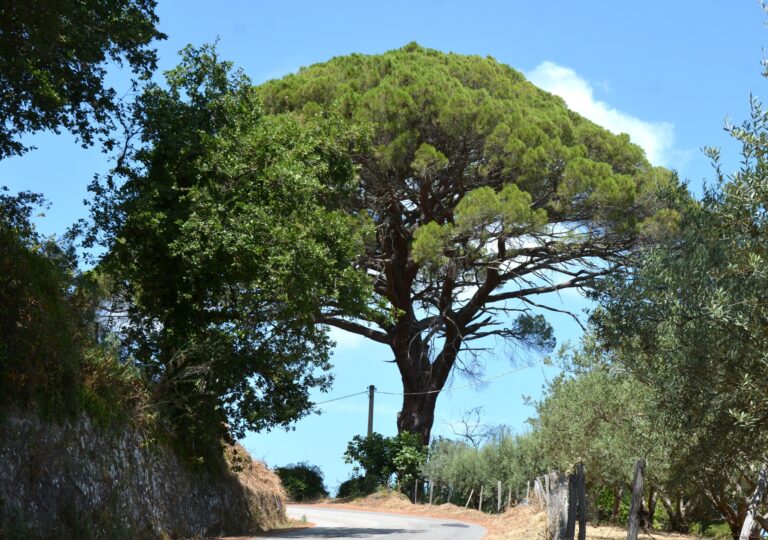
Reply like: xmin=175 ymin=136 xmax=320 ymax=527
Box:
xmin=318 ymin=316 xmax=390 ymax=344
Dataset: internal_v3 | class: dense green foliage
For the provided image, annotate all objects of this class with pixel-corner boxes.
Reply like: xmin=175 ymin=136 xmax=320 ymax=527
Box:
xmin=534 ymin=341 xmax=674 ymax=494
xmin=343 ymin=432 xmax=427 ymax=494
xmin=274 ymin=462 xmax=329 ymax=502
xmin=0 ymin=0 xmax=165 ymax=158
xmin=533 ymin=341 xmax=706 ymax=530
xmin=258 ymin=43 xmax=683 ymax=441
xmin=91 ymin=45 xmax=371 ymax=455
xmin=588 ymin=85 xmax=768 ymax=536
xmin=0 ymin=190 xmax=83 ymax=413
xmin=0 ymin=189 xmax=153 ymax=428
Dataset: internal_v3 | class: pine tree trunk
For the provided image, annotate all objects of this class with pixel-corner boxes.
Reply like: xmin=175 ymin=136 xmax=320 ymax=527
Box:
xmin=392 ymin=336 xmax=457 ymax=444
xmin=397 ymin=390 xmax=438 ymax=444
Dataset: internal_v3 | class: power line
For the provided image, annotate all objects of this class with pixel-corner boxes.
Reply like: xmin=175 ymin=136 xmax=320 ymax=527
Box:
xmin=312 ymin=390 xmax=368 ymax=406
xmin=312 ymin=361 xmax=541 ymax=404
xmin=375 ymin=362 xmax=539 ymax=396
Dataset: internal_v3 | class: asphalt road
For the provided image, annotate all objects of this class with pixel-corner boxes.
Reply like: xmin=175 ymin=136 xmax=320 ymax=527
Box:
xmin=259 ymin=505 xmax=486 ymax=539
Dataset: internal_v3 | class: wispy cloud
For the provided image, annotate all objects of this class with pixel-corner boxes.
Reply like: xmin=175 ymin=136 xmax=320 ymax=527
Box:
xmin=527 ymin=61 xmax=676 ymax=167
xmin=328 ymin=326 xmax=366 ymax=350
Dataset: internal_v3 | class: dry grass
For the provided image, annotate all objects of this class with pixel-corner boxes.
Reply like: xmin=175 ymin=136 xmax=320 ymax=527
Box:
xmin=317 ymin=490 xmax=705 ymax=540
xmin=225 ymin=444 xmax=286 ymax=500
xmin=223 ymin=444 xmax=289 ymax=532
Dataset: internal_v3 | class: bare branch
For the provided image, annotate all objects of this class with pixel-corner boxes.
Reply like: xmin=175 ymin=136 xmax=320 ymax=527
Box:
xmin=318 ymin=316 xmax=390 ymax=345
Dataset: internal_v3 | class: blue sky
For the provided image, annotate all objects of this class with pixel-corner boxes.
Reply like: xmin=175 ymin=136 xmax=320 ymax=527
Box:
xmin=2 ymin=1 xmax=767 ymax=492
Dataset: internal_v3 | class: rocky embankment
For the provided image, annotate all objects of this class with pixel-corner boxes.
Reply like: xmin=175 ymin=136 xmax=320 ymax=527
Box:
xmin=0 ymin=412 xmax=286 ymax=538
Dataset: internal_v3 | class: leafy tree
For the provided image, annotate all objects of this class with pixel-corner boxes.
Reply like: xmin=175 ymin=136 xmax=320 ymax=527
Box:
xmin=344 ymin=431 xmax=427 ymax=491
xmin=593 ymin=92 xmax=768 ymax=537
xmin=258 ymin=43 xmax=683 ymax=442
xmin=0 ymin=0 xmax=165 ymax=158
xmin=344 ymin=433 xmax=391 ymax=483
xmin=421 ymin=430 xmax=546 ymax=510
xmin=91 ymin=45 xmax=371 ymax=455
xmin=389 ymin=431 xmax=428 ymax=486
xmin=533 ymin=340 xmax=701 ymax=530
xmin=275 ymin=462 xmax=329 ymax=502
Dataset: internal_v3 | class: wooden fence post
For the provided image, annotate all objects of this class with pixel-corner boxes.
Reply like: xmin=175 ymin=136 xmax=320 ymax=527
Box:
xmin=479 ymin=484 xmax=484 ymax=512
xmin=565 ymin=472 xmax=577 ymax=540
xmin=739 ymin=467 xmax=768 ymax=540
xmin=627 ymin=459 xmax=646 ymax=540
xmin=534 ymin=478 xmax=545 ymax=504
xmin=414 ymin=479 xmax=419 ymax=504
xmin=465 ymin=488 xmax=474 ymax=509
xmin=497 ymin=481 xmax=502 ymax=513
xmin=577 ymin=463 xmax=586 ymax=540
xmin=429 ymin=479 xmax=434 ymax=505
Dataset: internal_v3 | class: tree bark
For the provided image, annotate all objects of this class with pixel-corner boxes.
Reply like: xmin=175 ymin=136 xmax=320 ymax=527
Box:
xmin=704 ymin=488 xmax=741 ymax=539
xmin=646 ymin=485 xmax=657 ymax=530
xmin=627 ymin=459 xmax=645 ymax=540
xmin=396 ymin=390 xmax=438 ymax=444
xmin=611 ymin=485 xmax=623 ymax=523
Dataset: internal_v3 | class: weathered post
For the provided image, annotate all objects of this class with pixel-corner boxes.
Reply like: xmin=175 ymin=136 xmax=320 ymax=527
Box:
xmin=739 ymin=467 xmax=768 ymax=540
xmin=414 ymin=479 xmax=419 ymax=504
xmin=534 ymin=478 xmax=545 ymax=505
xmin=546 ymin=472 xmax=569 ymax=540
xmin=577 ymin=463 xmax=587 ymax=540
xmin=627 ymin=459 xmax=646 ymax=540
xmin=367 ymin=385 xmax=375 ymax=436
xmin=479 ymin=484 xmax=484 ymax=512
xmin=497 ymin=481 xmax=502 ymax=513
xmin=565 ymin=473 xmax=577 ymax=540
xmin=465 ymin=488 xmax=474 ymax=509
xmin=429 ymin=479 xmax=434 ymax=505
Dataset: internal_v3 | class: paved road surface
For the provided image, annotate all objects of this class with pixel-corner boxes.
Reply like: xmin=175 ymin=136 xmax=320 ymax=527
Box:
xmin=260 ymin=504 xmax=486 ymax=539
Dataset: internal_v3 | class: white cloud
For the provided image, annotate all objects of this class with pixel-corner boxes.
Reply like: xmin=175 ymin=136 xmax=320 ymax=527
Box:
xmin=328 ymin=325 xmax=366 ymax=350
xmin=526 ymin=61 xmax=675 ymax=167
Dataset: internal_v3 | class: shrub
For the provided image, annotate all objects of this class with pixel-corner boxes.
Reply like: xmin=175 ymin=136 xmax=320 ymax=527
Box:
xmin=336 ymin=475 xmax=379 ymax=499
xmin=0 ymin=190 xmax=84 ymax=416
xmin=275 ymin=462 xmax=328 ymax=502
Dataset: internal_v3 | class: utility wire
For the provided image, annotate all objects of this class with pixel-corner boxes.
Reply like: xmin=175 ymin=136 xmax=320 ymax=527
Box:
xmin=312 ymin=390 xmax=368 ymax=406
xmin=375 ymin=361 xmax=540 ymax=396
xmin=312 ymin=361 xmax=541 ymax=404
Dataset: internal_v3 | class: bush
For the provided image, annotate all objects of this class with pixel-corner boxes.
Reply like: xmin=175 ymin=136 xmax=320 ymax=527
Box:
xmin=275 ymin=462 xmax=328 ymax=502
xmin=0 ymin=189 xmax=157 ymax=435
xmin=336 ymin=475 xmax=380 ymax=499
xmin=0 ymin=190 xmax=84 ymax=416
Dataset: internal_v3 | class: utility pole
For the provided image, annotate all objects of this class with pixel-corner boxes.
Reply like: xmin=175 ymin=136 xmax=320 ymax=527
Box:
xmin=367 ymin=385 xmax=375 ymax=436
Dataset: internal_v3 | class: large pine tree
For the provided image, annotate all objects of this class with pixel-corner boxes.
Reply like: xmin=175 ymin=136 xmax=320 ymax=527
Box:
xmin=258 ymin=43 xmax=683 ymax=443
